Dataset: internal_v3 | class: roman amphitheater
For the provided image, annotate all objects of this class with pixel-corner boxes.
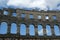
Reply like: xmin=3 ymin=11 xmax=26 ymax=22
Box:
xmin=0 ymin=8 xmax=60 ymax=40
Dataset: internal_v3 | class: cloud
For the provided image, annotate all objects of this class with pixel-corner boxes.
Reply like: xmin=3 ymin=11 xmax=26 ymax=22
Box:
xmin=0 ymin=0 xmax=8 ymax=8
xmin=7 ymin=0 xmax=47 ymax=10
xmin=56 ymin=6 xmax=60 ymax=10
xmin=38 ymin=29 xmax=43 ymax=35
xmin=38 ymin=29 xmax=50 ymax=35
xmin=0 ymin=0 xmax=60 ymax=10
xmin=46 ymin=0 xmax=60 ymax=10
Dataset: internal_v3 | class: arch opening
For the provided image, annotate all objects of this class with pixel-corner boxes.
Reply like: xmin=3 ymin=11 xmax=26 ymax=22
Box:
xmin=29 ymin=14 xmax=34 ymax=19
xmin=38 ymin=24 xmax=43 ymax=36
xmin=10 ymin=23 xmax=17 ymax=34
xmin=3 ymin=11 xmax=9 ymax=15
xmin=21 ymin=13 xmax=26 ymax=18
xmin=54 ymin=24 xmax=60 ymax=36
xmin=38 ymin=15 xmax=41 ymax=19
xmin=52 ymin=15 xmax=57 ymax=20
xmin=0 ymin=22 xmax=8 ymax=34
xmin=20 ymin=24 xmax=26 ymax=35
xmin=45 ymin=15 xmax=49 ymax=20
xmin=46 ymin=25 xmax=52 ymax=36
xmin=29 ymin=24 xmax=35 ymax=36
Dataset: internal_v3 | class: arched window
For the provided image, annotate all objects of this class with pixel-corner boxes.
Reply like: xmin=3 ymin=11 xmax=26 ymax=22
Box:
xmin=21 ymin=13 xmax=26 ymax=18
xmin=29 ymin=24 xmax=35 ymax=36
xmin=38 ymin=15 xmax=41 ymax=19
xmin=0 ymin=22 xmax=8 ymax=34
xmin=38 ymin=24 xmax=43 ymax=36
xmin=45 ymin=15 xmax=49 ymax=20
xmin=12 ymin=13 xmax=17 ymax=17
xmin=11 ymin=23 xmax=17 ymax=34
xmin=20 ymin=24 xmax=26 ymax=35
xmin=3 ymin=11 xmax=8 ymax=15
xmin=46 ymin=25 xmax=52 ymax=36
xmin=29 ymin=14 xmax=34 ymax=19
xmin=54 ymin=25 xmax=60 ymax=36
xmin=53 ymin=15 xmax=57 ymax=20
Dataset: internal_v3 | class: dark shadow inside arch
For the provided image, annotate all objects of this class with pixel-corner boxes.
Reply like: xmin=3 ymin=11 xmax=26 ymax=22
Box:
xmin=20 ymin=24 xmax=26 ymax=35
xmin=0 ymin=22 xmax=8 ymax=34
xmin=46 ymin=24 xmax=52 ymax=36
xmin=10 ymin=23 xmax=17 ymax=34
xmin=54 ymin=24 xmax=60 ymax=36
xmin=29 ymin=24 xmax=35 ymax=36
xmin=38 ymin=24 xmax=43 ymax=36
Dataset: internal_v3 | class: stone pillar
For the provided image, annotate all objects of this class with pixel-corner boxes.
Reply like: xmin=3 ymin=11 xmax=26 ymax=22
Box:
xmin=35 ymin=28 xmax=38 ymax=36
xmin=2 ymin=10 xmax=4 ymax=15
xmin=17 ymin=13 xmax=20 ymax=18
xmin=7 ymin=23 xmax=11 ymax=34
xmin=8 ymin=9 xmax=12 ymax=16
xmin=35 ymin=25 xmax=38 ymax=37
xmin=26 ymin=25 xmax=29 ymax=37
xmin=51 ymin=25 xmax=55 ymax=36
xmin=16 ymin=10 xmax=20 ymax=18
xmin=17 ymin=23 xmax=21 ymax=40
xmin=17 ymin=24 xmax=20 ymax=36
xmin=43 ymin=25 xmax=46 ymax=36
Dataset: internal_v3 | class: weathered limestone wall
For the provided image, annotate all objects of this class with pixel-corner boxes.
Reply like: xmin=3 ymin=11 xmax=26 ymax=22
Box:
xmin=0 ymin=8 xmax=60 ymax=40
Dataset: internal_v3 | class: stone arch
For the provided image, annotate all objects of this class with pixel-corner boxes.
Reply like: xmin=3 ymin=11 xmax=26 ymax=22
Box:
xmin=54 ymin=24 xmax=60 ymax=36
xmin=0 ymin=22 xmax=8 ymax=34
xmin=29 ymin=24 xmax=35 ymax=36
xmin=52 ymin=15 xmax=57 ymax=20
xmin=29 ymin=14 xmax=34 ymax=19
xmin=10 ymin=23 xmax=17 ymax=34
xmin=20 ymin=23 xmax=26 ymax=35
xmin=46 ymin=24 xmax=52 ymax=36
xmin=3 ymin=10 xmax=9 ymax=15
xmin=29 ymin=23 xmax=35 ymax=26
xmin=20 ymin=23 xmax=27 ymax=25
xmin=38 ymin=24 xmax=43 ymax=36
xmin=37 ymin=15 xmax=41 ymax=19
xmin=20 ymin=13 xmax=26 ymax=18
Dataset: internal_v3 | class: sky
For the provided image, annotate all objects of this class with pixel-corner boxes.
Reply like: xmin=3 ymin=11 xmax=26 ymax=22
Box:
xmin=0 ymin=0 xmax=60 ymax=10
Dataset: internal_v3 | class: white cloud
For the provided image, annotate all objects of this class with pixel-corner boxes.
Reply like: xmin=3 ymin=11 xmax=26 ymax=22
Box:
xmin=7 ymin=0 xmax=48 ymax=10
xmin=7 ymin=0 xmax=60 ymax=10
xmin=38 ymin=29 xmax=43 ymax=35
xmin=46 ymin=0 xmax=60 ymax=10
xmin=0 ymin=0 xmax=60 ymax=10
xmin=56 ymin=6 xmax=60 ymax=10
xmin=0 ymin=0 xmax=8 ymax=8
xmin=38 ymin=29 xmax=49 ymax=35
